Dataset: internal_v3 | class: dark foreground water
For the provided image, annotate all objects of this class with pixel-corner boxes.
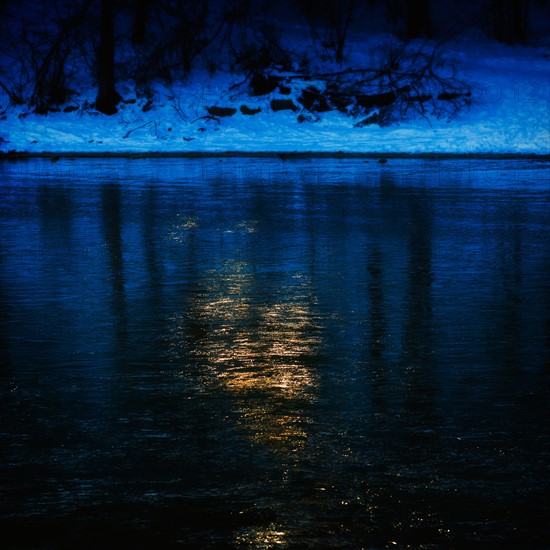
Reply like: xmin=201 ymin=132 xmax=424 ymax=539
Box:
xmin=0 ymin=158 xmax=549 ymax=548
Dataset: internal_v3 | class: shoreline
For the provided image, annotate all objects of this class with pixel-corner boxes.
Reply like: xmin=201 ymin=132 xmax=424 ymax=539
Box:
xmin=1 ymin=151 xmax=549 ymax=161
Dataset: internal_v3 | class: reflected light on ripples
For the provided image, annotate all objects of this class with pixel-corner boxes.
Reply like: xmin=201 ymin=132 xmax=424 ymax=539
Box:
xmin=235 ymin=523 xmax=287 ymax=548
xmin=170 ymin=261 xmax=323 ymax=454
xmin=167 ymin=214 xmax=199 ymax=243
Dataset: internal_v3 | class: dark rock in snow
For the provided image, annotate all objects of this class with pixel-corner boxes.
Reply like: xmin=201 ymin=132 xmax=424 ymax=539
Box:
xmin=270 ymin=99 xmax=298 ymax=112
xmin=278 ymin=85 xmax=291 ymax=95
xmin=298 ymin=86 xmax=331 ymax=112
xmin=409 ymin=94 xmax=432 ymax=102
xmin=207 ymin=106 xmax=237 ymax=117
xmin=356 ymin=91 xmax=396 ymax=108
xmin=438 ymin=91 xmax=470 ymax=101
xmin=240 ymin=105 xmax=262 ymax=115
xmin=250 ymin=73 xmax=280 ymax=96
xmin=327 ymin=90 xmax=353 ymax=112
xmin=63 ymin=105 xmax=79 ymax=113
xmin=437 ymin=92 xmax=460 ymax=101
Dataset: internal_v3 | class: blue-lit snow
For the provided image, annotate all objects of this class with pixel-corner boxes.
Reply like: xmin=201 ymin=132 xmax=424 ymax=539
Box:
xmin=1 ymin=33 xmax=549 ymax=155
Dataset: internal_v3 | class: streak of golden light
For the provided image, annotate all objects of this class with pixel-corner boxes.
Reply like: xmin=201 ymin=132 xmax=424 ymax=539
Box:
xmin=235 ymin=523 xmax=287 ymax=548
xmin=169 ymin=261 xmax=323 ymax=454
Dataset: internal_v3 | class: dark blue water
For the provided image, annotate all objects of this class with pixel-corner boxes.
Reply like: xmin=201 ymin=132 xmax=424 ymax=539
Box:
xmin=1 ymin=158 xmax=549 ymax=548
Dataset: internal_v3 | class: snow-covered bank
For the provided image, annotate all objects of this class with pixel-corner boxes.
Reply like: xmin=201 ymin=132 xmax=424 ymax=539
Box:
xmin=1 ymin=38 xmax=549 ymax=155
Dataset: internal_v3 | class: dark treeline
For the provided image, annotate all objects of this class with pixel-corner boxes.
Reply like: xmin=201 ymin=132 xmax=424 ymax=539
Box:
xmin=0 ymin=0 xmax=546 ymax=115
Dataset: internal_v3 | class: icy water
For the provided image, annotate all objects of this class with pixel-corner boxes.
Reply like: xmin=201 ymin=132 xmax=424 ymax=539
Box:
xmin=1 ymin=158 xmax=549 ymax=549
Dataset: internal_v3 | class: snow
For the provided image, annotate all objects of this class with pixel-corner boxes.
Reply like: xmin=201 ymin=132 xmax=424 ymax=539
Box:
xmin=1 ymin=33 xmax=549 ymax=155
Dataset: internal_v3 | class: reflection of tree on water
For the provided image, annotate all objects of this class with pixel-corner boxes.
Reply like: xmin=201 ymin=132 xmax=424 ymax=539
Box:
xmin=38 ymin=184 xmax=74 ymax=247
xmin=101 ymin=183 xmax=127 ymax=347
xmin=169 ymin=260 xmax=322 ymax=455
xmin=402 ymin=186 xmax=435 ymax=415
xmin=366 ymin=173 xmax=436 ymax=429
xmin=366 ymin=244 xmax=388 ymax=410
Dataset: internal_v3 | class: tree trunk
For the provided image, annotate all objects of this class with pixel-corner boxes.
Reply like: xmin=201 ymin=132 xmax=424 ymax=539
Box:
xmin=494 ymin=0 xmax=529 ymax=45
xmin=513 ymin=0 xmax=528 ymax=44
xmin=132 ymin=0 xmax=150 ymax=45
xmin=406 ymin=0 xmax=432 ymax=40
xmin=96 ymin=0 xmax=119 ymax=115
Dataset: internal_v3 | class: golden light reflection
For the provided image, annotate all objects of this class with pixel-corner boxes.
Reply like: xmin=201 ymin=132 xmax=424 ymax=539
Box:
xmin=171 ymin=260 xmax=323 ymax=454
xmin=167 ymin=214 xmax=199 ymax=243
xmin=235 ymin=523 xmax=287 ymax=548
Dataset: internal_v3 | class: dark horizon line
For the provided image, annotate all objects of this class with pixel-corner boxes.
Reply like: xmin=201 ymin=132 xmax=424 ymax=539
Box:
xmin=1 ymin=151 xmax=549 ymax=161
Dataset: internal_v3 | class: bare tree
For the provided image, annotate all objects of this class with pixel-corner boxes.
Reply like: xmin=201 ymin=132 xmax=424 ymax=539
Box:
xmin=131 ymin=0 xmax=227 ymax=83
xmin=406 ymin=0 xmax=432 ymax=39
xmin=96 ymin=0 xmax=120 ymax=115
xmin=493 ymin=0 xmax=529 ymax=44
xmin=262 ymin=40 xmax=471 ymax=126
xmin=299 ymin=0 xmax=356 ymax=64
xmin=132 ymin=0 xmax=151 ymax=45
xmin=4 ymin=0 xmax=93 ymax=113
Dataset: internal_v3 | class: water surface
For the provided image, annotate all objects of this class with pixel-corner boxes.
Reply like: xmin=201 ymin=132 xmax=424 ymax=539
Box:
xmin=1 ymin=158 xmax=549 ymax=548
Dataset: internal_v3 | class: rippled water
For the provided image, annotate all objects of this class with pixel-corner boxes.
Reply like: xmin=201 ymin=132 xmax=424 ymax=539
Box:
xmin=1 ymin=158 xmax=549 ymax=548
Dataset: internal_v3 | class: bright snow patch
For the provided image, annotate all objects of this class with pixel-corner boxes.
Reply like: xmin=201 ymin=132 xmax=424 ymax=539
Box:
xmin=1 ymin=37 xmax=549 ymax=155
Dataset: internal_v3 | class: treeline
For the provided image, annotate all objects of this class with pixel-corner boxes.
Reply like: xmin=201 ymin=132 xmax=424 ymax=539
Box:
xmin=0 ymin=0 xmax=546 ymax=115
